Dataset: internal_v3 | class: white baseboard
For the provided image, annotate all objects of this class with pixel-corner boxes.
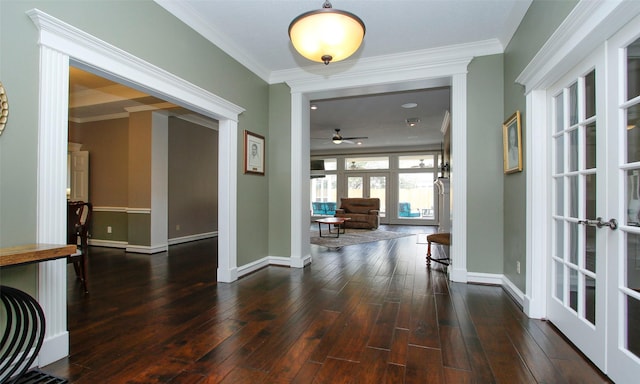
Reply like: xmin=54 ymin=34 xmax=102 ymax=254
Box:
xmin=466 ymin=272 xmax=526 ymax=308
xmin=126 ymin=244 xmax=168 ymax=254
xmin=88 ymin=239 xmax=128 ymax=248
xmin=168 ymin=231 xmax=218 ymax=245
xmin=38 ymin=331 xmax=69 ymax=367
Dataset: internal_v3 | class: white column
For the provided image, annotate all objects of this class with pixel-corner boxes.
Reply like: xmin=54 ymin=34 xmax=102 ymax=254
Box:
xmin=449 ymin=73 xmax=468 ymax=283
xmin=37 ymin=45 xmax=70 ymax=366
xmin=217 ymin=118 xmax=238 ymax=282
xmin=150 ymin=112 xmax=168 ymax=253
xmin=290 ymin=92 xmax=311 ymax=268
xmin=524 ymin=90 xmax=548 ymax=319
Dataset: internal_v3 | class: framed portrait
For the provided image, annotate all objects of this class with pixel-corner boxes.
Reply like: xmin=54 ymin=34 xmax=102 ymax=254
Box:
xmin=244 ymin=130 xmax=265 ymax=175
xmin=502 ymin=111 xmax=522 ymax=174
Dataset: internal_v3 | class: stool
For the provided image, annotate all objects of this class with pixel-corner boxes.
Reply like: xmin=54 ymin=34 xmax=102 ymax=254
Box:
xmin=426 ymin=233 xmax=451 ymax=268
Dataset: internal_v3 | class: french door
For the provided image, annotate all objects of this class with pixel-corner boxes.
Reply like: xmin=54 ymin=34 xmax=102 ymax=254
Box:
xmin=548 ymin=16 xmax=640 ymax=381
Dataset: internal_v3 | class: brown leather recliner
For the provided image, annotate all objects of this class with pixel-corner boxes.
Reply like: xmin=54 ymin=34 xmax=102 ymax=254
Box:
xmin=334 ymin=197 xmax=380 ymax=229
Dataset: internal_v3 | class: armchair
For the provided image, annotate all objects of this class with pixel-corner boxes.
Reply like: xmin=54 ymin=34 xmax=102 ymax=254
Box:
xmin=335 ymin=197 xmax=380 ymax=229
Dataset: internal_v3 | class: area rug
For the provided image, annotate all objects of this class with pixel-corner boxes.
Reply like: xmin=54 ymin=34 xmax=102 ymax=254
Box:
xmin=310 ymin=228 xmax=412 ymax=248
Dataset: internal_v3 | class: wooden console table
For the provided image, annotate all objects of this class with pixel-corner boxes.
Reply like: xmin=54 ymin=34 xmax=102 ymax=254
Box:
xmin=1 ymin=243 xmax=76 ymax=267
xmin=1 ymin=243 xmax=76 ymax=384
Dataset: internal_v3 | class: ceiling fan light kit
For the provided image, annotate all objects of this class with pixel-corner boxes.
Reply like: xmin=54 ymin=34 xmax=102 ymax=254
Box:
xmin=289 ymin=0 xmax=365 ymax=65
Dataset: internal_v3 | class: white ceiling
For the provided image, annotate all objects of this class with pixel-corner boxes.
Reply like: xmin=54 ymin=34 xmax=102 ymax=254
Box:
xmin=71 ymin=0 xmax=532 ymax=152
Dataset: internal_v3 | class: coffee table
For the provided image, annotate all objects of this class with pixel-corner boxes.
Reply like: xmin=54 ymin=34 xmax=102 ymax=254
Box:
xmin=315 ymin=217 xmax=351 ymax=238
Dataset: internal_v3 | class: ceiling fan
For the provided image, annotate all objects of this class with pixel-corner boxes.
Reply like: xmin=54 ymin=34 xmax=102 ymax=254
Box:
xmin=329 ymin=129 xmax=368 ymax=144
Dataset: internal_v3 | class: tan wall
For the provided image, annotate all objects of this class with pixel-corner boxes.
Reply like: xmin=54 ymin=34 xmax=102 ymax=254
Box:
xmin=128 ymin=112 xmax=152 ymax=209
xmin=69 ymin=119 xmax=129 ymax=207
xmin=168 ymin=117 xmax=218 ymax=239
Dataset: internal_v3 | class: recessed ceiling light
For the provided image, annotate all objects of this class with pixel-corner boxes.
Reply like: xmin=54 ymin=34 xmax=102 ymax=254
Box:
xmin=401 ymin=102 xmax=417 ymax=109
xmin=310 ymin=104 xmax=318 ymax=110
xmin=406 ymin=117 xmax=420 ymax=127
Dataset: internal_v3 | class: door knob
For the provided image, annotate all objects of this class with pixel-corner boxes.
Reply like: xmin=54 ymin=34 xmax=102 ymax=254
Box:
xmin=578 ymin=217 xmax=618 ymax=230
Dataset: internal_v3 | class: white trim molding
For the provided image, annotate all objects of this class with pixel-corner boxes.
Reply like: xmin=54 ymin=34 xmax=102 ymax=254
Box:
xmin=28 ymin=8 xmax=243 ymax=365
xmin=168 ymin=231 xmax=218 ymax=245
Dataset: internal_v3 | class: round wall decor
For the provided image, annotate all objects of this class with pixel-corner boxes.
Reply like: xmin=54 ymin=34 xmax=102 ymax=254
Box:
xmin=0 ymin=81 xmax=8 ymax=136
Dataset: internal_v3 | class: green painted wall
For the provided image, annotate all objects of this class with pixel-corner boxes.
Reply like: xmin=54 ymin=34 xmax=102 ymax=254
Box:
xmin=0 ymin=0 xmax=270 ymax=288
xmin=466 ymin=54 xmax=505 ymax=274
xmin=503 ymin=0 xmax=578 ymax=291
xmin=268 ymin=83 xmax=292 ymax=257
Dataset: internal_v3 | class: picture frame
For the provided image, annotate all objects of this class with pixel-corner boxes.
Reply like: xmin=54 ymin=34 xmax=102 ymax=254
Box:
xmin=503 ymin=111 xmax=523 ymax=174
xmin=244 ymin=130 xmax=265 ymax=175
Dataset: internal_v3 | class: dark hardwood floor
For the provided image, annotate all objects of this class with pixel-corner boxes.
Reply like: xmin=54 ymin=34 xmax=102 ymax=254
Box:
xmin=41 ymin=225 xmax=612 ymax=383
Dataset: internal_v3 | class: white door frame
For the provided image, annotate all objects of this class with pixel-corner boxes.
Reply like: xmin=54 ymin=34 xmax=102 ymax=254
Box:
xmin=288 ymin=57 xmax=472 ymax=283
xmin=28 ymin=9 xmax=243 ymax=365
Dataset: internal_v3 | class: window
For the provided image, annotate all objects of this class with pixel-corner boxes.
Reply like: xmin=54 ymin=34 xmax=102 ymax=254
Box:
xmin=398 ymin=172 xmax=435 ymax=219
xmin=345 ymin=156 xmax=389 ymax=170
xmin=398 ymin=155 xmax=435 ymax=169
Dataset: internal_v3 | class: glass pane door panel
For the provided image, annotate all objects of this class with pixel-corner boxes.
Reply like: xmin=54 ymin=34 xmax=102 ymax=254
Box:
xmin=569 ymin=129 xmax=579 ymax=171
xmin=627 ymin=296 xmax=640 ymax=358
xmin=555 ymin=178 xmax=564 ymax=215
xmin=586 ymin=276 xmax=596 ymax=325
xmin=347 ymin=176 xmax=363 ymax=198
xmin=628 ymin=39 xmax=640 ymax=100
xmin=398 ymin=173 xmax=434 ymax=219
xmin=586 ymin=123 xmax=597 ymax=169
xmin=570 ymin=268 xmax=578 ymax=311
xmin=556 ymin=135 xmax=565 ymax=173
xmin=570 ymin=82 xmax=579 ymax=125
xmin=555 ymin=260 xmax=564 ymax=301
xmin=628 ymin=170 xmax=640 ymax=226
xmin=555 ymin=219 xmax=564 ymax=257
xmin=586 ymin=174 xmax=597 ymax=220
xmin=628 ymin=232 xmax=640 ymax=290
xmin=310 ymin=175 xmax=337 ymax=216
xmin=569 ymin=222 xmax=579 ymax=264
xmin=569 ymin=175 xmax=579 ymax=217
xmin=628 ymin=104 xmax=640 ymax=163
xmin=369 ymin=176 xmax=386 ymax=217
xmin=585 ymin=71 xmax=596 ymax=119
xmin=586 ymin=226 xmax=596 ymax=273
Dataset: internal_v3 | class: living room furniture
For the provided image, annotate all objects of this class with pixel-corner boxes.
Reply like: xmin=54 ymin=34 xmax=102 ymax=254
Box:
xmin=425 ymin=232 xmax=451 ymax=268
xmin=312 ymin=201 xmax=337 ymax=216
xmin=334 ymin=197 xmax=380 ymax=229
xmin=67 ymin=200 xmax=92 ymax=293
xmin=398 ymin=202 xmax=420 ymax=217
xmin=315 ymin=217 xmax=351 ymax=238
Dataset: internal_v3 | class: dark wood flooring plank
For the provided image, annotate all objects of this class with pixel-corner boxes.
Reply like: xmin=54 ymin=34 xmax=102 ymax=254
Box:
xmin=347 ymin=347 xmax=389 ymax=384
xmin=408 ymin=294 xmax=440 ymax=348
xmin=368 ymin=301 xmax=400 ymax=350
xmin=312 ymin=358 xmax=358 ymax=384
xmin=327 ymin=302 xmax=382 ymax=361
xmin=405 ymin=346 xmax=445 ymax=384
xmin=439 ymin=325 xmax=471 ymax=371
xmin=475 ymin=324 xmax=536 ymax=384
xmin=389 ymin=328 xmax=409 ymax=365
xmin=265 ymin=310 xmax=339 ymax=383
xmin=383 ymin=363 xmax=406 ymax=384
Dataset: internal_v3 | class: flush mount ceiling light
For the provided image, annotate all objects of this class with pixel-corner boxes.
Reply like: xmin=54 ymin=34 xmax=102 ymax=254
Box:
xmin=289 ymin=0 xmax=366 ymax=65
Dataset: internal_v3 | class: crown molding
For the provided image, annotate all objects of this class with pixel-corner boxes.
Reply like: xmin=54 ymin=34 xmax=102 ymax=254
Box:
xmin=274 ymin=39 xmax=502 ymax=87
xmin=517 ymin=0 xmax=640 ymax=92
xmin=153 ymin=0 xmax=271 ymax=83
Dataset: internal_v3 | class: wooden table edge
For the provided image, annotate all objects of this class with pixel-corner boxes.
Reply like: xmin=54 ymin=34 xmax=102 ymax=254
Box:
xmin=0 ymin=244 xmax=77 ymax=267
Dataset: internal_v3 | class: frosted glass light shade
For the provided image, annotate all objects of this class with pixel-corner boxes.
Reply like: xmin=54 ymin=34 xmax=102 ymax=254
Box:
xmin=289 ymin=6 xmax=365 ymax=65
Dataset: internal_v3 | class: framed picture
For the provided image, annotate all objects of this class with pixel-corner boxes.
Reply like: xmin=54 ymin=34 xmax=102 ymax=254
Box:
xmin=503 ymin=111 xmax=522 ymax=174
xmin=244 ymin=130 xmax=265 ymax=175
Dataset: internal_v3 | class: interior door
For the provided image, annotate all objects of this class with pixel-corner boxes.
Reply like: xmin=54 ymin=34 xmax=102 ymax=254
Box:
xmin=69 ymin=150 xmax=89 ymax=202
xmin=548 ymin=18 xmax=640 ymax=380
xmin=548 ymin=49 xmax=607 ymax=370
xmin=346 ymin=173 xmax=388 ymax=222
xmin=606 ymin=21 xmax=640 ymax=383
